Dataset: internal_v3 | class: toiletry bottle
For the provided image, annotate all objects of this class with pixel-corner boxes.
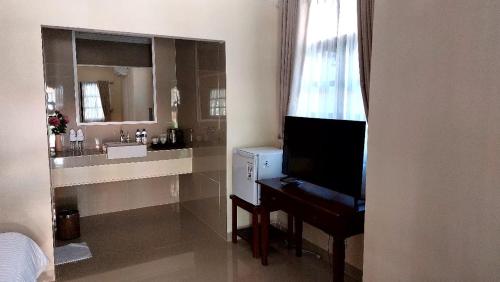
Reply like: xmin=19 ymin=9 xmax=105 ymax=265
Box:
xmin=76 ymin=129 xmax=85 ymax=151
xmin=69 ymin=129 xmax=77 ymax=151
xmin=141 ymin=129 xmax=148 ymax=145
xmin=136 ymin=129 xmax=141 ymax=143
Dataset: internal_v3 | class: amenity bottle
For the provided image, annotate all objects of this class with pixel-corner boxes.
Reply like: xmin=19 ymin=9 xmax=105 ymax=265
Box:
xmin=142 ymin=129 xmax=148 ymax=145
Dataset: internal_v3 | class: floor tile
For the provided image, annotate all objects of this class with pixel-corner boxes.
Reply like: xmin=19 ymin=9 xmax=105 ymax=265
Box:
xmin=56 ymin=204 xmax=357 ymax=282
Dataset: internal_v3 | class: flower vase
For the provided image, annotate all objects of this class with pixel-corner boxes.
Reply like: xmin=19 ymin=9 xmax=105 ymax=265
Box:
xmin=55 ymin=134 xmax=63 ymax=152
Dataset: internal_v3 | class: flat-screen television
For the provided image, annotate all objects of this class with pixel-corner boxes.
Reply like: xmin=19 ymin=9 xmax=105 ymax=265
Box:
xmin=282 ymin=116 xmax=366 ymax=200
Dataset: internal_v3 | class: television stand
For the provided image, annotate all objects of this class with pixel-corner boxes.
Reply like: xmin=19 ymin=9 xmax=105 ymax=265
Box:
xmin=257 ymin=178 xmax=365 ymax=282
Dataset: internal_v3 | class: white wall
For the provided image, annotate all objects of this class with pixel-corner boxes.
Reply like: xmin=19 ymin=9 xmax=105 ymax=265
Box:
xmin=364 ymin=0 xmax=500 ymax=281
xmin=0 ymin=0 xmax=279 ymax=279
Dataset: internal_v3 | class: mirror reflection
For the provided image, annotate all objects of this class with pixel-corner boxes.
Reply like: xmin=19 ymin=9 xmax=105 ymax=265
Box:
xmin=196 ymin=42 xmax=226 ymax=121
xmin=77 ymin=66 xmax=154 ymax=123
xmin=75 ymin=32 xmax=155 ymax=123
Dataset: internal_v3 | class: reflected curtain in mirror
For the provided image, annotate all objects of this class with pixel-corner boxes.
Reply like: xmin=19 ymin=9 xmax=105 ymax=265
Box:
xmin=80 ymin=82 xmax=105 ymax=122
xmin=97 ymin=81 xmax=111 ymax=121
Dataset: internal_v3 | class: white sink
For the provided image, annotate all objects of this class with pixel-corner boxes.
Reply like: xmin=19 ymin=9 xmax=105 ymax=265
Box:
xmin=106 ymin=142 xmax=147 ymax=159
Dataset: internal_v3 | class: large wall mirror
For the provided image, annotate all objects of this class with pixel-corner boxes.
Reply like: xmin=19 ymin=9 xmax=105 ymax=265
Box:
xmin=74 ymin=32 xmax=156 ymax=124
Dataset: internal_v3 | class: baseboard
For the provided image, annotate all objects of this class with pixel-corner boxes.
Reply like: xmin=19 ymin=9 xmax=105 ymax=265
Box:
xmin=227 ymin=224 xmax=363 ymax=281
xmin=272 ymin=220 xmax=363 ymax=281
xmin=301 ymin=239 xmax=363 ymax=281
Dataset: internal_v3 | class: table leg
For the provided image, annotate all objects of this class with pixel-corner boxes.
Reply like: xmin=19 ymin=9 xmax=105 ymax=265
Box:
xmin=287 ymin=214 xmax=294 ymax=249
xmin=332 ymin=238 xmax=345 ymax=282
xmin=260 ymin=207 xmax=270 ymax=265
xmin=231 ymin=199 xmax=237 ymax=243
xmin=294 ymin=216 xmax=302 ymax=257
xmin=251 ymin=208 xmax=260 ymax=257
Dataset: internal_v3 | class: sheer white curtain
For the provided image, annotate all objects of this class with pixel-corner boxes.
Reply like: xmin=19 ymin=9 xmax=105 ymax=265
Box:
xmin=288 ymin=0 xmax=365 ymax=122
xmin=80 ymin=82 xmax=105 ymax=122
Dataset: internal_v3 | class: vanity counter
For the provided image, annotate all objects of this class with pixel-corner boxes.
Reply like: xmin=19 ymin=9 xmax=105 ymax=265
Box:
xmin=51 ymin=148 xmax=193 ymax=188
xmin=50 ymin=148 xmax=192 ymax=169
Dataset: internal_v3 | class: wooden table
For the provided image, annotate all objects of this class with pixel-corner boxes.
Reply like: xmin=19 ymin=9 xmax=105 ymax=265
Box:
xmin=230 ymin=194 xmax=294 ymax=258
xmin=258 ymin=178 xmax=365 ymax=282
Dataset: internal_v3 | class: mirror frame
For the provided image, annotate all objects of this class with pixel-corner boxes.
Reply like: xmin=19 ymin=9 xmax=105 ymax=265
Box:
xmin=72 ymin=31 xmax=158 ymax=125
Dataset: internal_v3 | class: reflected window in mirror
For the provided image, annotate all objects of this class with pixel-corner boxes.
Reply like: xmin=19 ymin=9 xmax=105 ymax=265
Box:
xmin=196 ymin=41 xmax=226 ymax=121
xmin=209 ymin=89 xmax=226 ymax=117
xmin=45 ymin=86 xmax=63 ymax=112
xmin=80 ymin=82 xmax=105 ymax=122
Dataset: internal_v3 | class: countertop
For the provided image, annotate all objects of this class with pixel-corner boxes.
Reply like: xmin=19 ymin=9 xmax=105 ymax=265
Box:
xmin=50 ymin=147 xmax=193 ymax=169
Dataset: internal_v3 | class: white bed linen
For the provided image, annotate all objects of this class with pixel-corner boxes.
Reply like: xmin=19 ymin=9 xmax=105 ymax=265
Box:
xmin=0 ymin=232 xmax=48 ymax=282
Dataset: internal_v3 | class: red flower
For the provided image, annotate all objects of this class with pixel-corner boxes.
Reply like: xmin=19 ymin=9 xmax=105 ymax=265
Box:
xmin=49 ymin=111 xmax=67 ymax=134
xmin=48 ymin=116 xmax=60 ymax=126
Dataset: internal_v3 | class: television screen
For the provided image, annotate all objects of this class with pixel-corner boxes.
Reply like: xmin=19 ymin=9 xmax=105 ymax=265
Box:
xmin=282 ymin=116 xmax=366 ymax=199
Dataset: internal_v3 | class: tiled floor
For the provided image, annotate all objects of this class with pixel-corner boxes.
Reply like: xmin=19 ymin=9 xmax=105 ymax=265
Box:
xmin=56 ymin=204 xmax=357 ymax=281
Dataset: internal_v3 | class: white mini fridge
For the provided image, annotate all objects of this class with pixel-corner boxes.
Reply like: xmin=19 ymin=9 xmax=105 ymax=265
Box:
xmin=232 ymin=147 xmax=283 ymax=205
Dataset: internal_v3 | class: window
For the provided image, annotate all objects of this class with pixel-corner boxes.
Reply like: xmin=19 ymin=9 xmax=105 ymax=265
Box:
xmin=287 ymin=0 xmax=368 ymax=193
xmin=209 ymin=89 xmax=226 ymax=117
xmin=80 ymin=82 xmax=105 ymax=122
xmin=289 ymin=0 xmax=365 ymax=122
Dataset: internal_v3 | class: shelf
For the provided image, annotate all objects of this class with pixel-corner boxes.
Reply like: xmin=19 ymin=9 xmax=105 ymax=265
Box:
xmin=236 ymin=224 xmax=287 ymax=244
